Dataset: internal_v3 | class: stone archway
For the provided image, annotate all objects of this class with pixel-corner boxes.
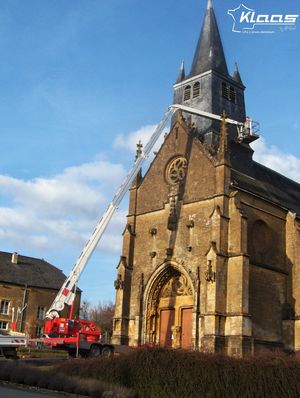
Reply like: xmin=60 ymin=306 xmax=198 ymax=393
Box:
xmin=144 ymin=263 xmax=194 ymax=349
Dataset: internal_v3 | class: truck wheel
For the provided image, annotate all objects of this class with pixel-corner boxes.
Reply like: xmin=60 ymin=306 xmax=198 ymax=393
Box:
xmin=4 ymin=348 xmax=18 ymax=360
xmin=89 ymin=345 xmax=101 ymax=358
xmin=101 ymin=346 xmax=113 ymax=358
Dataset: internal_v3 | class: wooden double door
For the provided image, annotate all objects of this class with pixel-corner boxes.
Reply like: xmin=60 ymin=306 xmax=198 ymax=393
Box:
xmin=159 ymin=307 xmax=192 ymax=349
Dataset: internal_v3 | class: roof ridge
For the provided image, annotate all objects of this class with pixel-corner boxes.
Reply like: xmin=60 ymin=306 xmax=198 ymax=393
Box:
xmin=252 ymin=160 xmax=300 ymax=188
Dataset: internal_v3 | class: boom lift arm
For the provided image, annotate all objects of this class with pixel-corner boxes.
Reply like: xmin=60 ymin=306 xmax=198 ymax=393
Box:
xmin=46 ymin=104 xmax=259 ymax=319
xmin=171 ymin=104 xmax=260 ymax=143
xmin=46 ymin=106 xmax=177 ymax=319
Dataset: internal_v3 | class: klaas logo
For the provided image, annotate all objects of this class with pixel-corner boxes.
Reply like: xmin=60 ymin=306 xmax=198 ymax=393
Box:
xmin=227 ymin=4 xmax=299 ymax=33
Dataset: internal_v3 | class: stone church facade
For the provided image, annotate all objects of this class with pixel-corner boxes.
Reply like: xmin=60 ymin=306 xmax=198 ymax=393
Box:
xmin=112 ymin=0 xmax=300 ymax=356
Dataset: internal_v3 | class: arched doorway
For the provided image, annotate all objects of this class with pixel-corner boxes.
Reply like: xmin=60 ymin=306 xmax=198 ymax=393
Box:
xmin=145 ymin=264 xmax=194 ymax=349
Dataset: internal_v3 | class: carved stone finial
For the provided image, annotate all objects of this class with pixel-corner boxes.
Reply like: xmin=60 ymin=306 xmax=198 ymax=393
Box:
xmin=135 ymin=140 xmax=143 ymax=161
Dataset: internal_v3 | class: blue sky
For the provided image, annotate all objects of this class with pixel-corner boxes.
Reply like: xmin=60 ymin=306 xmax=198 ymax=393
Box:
xmin=0 ymin=0 xmax=299 ymax=305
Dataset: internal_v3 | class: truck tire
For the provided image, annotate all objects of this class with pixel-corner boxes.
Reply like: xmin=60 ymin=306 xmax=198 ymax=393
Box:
xmin=4 ymin=354 xmax=18 ymax=359
xmin=3 ymin=348 xmax=18 ymax=359
xmin=101 ymin=346 xmax=113 ymax=358
xmin=89 ymin=344 xmax=101 ymax=358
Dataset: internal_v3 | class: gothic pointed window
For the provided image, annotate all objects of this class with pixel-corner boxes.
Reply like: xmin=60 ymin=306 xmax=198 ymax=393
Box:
xmin=183 ymin=85 xmax=191 ymax=101
xmin=193 ymin=82 xmax=200 ymax=98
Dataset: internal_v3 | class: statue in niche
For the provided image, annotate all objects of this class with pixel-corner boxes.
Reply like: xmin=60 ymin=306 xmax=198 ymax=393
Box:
xmin=114 ymin=274 xmax=124 ymax=290
xmin=205 ymin=260 xmax=216 ymax=283
xmin=168 ymin=194 xmax=178 ymax=231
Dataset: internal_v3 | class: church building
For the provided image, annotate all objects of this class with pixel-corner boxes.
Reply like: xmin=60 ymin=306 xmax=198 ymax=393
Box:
xmin=112 ymin=0 xmax=300 ymax=356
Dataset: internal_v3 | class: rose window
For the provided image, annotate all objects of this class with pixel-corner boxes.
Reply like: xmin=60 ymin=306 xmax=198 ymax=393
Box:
xmin=166 ymin=157 xmax=188 ymax=185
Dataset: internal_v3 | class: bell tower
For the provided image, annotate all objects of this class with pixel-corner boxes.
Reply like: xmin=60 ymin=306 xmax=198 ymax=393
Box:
xmin=173 ymin=0 xmax=246 ymax=149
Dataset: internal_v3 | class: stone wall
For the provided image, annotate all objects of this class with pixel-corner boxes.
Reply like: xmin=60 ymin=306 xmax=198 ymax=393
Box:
xmin=112 ymin=112 xmax=299 ymax=355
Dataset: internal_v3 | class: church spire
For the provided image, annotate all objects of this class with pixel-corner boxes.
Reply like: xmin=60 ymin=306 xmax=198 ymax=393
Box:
xmin=189 ymin=0 xmax=228 ymax=77
xmin=176 ymin=61 xmax=185 ymax=84
xmin=233 ymin=62 xmax=244 ymax=85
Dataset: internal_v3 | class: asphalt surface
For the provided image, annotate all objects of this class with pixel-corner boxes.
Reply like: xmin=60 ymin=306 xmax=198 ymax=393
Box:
xmin=0 ymin=384 xmax=65 ymax=398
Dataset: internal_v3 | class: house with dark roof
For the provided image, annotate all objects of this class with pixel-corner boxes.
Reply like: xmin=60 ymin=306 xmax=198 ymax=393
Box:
xmin=112 ymin=0 xmax=300 ymax=355
xmin=0 ymin=251 xmax=81 ymax=337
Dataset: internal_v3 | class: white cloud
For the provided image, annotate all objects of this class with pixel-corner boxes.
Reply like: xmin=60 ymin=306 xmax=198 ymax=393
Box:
xmin=114 ymin=124 xmax=300 ymax=186
xmin=98 ymin=212 xmax=127 ymax=253
xmin=113 ymin=124 xmax=158 ymax=152
xmin=115 ymin=124 xmax=300 ymax=186
xmin=252 ymin=138 xmax=300 ymax=183
xmin=0 ymin=160 xmax=124 ymax=217
xmin=3 ymin=126 xmax=298 ymax=268
xmin=113 ymin=123 xmax=170 ymax=156
xmin=0 ymin=159 xmax=127 ymax=254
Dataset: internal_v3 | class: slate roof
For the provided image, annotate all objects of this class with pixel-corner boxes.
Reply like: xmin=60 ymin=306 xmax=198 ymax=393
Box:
xmin=0 ymin=251 xmax=67 ymax=290
xmin=189 ymin=0 xmax=229 ymax=78
xmin=230 ymin=143 xmax=300 ymax=216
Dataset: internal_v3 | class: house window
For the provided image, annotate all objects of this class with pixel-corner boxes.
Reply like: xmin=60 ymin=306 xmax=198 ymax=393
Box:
xmin=0 ymin=300 xmax=10 ymax=315
xmin=0 ymin=321 xmax=8 ymax=330
xmin=193 ymin=82 xmax=200 ymax=98
xmin=183 ymin=85 xmax=191 ymax=101
xmin=37 ymin=306 xmax=46 ymax=320
xmin=35 ymin=326 xmax=43 ymax=338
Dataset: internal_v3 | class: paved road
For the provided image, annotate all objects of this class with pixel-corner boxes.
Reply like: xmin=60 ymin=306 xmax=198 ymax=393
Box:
xmin=0 ymin=385 xmax=64 ymax=398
